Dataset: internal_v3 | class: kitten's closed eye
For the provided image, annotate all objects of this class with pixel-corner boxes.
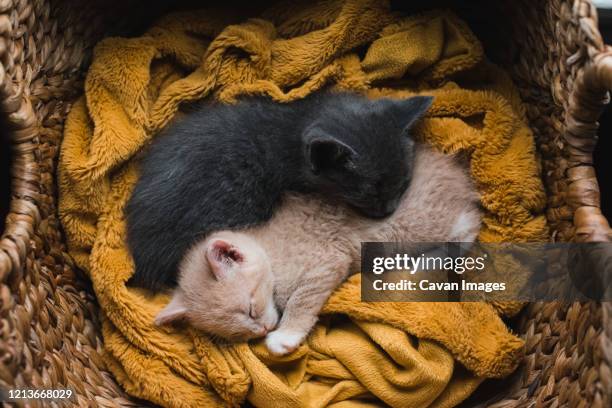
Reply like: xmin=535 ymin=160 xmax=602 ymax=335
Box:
xmin=249 ymin=303 xmax=259 ymax=319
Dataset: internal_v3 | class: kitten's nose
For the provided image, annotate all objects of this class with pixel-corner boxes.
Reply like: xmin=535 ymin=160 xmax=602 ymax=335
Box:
xmin=376 ymin=197 xmax=400 ymax=217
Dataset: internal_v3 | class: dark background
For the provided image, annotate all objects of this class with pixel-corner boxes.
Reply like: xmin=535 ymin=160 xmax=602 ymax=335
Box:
xmin=0 ymin=3 xmax=611 ymax=233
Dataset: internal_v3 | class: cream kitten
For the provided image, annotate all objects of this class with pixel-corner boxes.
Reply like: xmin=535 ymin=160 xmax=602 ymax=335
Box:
xmin=154 ymin=232 xmax=279 ymax=341
xmin=156 ymin=145 xmax=481 ymax=354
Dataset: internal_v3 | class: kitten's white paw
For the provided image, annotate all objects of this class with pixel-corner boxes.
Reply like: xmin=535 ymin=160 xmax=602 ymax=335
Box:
xmin=450 ymin=208 xmax=481 ymax=242
xmin=265 ymin=329 xmax=304 ymax=356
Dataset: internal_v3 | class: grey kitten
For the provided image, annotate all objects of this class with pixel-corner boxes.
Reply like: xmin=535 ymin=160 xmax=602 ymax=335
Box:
xmin=156 ymin=145 xmax=481 ymax=354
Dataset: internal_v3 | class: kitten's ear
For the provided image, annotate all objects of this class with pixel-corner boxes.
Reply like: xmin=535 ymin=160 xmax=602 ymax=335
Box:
xmin=307 ymin=136 xmax=358 ymax=174
xmin=206 ymin=239 xmax=244 ymax=280
xmin=155 ymin=291 xmax=188 ymax=326
xmin=387 ymin=96 xmax=434 ymax=131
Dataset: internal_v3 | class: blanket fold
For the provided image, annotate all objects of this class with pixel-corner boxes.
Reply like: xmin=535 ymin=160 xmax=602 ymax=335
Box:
xmin=58 ymin=1 xmax=549 ymax=407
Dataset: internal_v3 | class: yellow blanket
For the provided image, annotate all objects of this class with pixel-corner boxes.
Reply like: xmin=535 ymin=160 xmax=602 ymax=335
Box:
xmin=58 ymin=1 xmax=549 ymax=407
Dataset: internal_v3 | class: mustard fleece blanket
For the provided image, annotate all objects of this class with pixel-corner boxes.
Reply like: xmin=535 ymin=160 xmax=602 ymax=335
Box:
xmin=58 ymin=1 xmax=550 ymax=407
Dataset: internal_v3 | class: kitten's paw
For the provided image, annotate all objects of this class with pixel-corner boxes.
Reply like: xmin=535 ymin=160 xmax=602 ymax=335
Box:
xmin=450 ymin=208 xmax=481 ymax=242
xmin=265 ymin=329 xmax=304 ymax=356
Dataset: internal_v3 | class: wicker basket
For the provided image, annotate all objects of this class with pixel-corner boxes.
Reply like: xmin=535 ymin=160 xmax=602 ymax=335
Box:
xmin=0 ymin=0 xmax=611 ymax=406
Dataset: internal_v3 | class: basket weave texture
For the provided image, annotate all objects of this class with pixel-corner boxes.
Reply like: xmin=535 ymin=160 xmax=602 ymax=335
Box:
xmin=0 ymin=0 xmax=610 ymax=407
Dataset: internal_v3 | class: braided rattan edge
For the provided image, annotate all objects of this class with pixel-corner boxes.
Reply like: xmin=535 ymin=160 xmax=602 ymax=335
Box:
xmin=0 ymin=1 xmax=144 ymax=406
